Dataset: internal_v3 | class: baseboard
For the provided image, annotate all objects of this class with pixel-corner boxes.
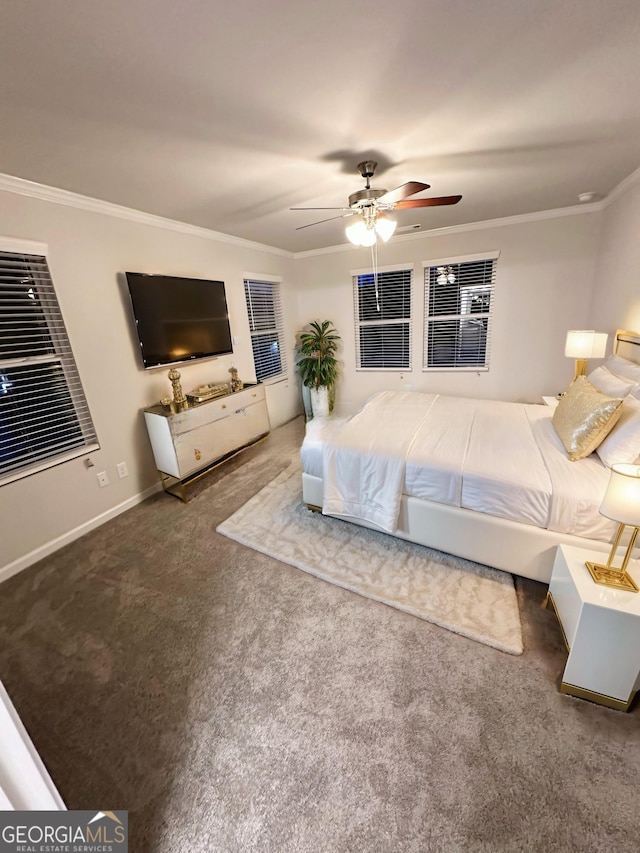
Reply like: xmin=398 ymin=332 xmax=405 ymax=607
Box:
xmin=0 ymin=482 xmax=162 ymax=586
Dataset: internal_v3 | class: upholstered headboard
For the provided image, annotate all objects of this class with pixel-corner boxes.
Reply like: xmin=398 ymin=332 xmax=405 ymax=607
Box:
xmin=613 ymin=329 xmax=640 ymax=364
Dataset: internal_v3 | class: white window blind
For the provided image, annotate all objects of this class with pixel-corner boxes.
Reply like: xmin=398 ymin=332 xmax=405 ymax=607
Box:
xmin=353 ymin=268 xmax=412 ymax=370
xmin=423 ymin=255 xmax=497 ymax=371
xmin=244 ymin=278 xmax=287 ymax=382
xmin=0 ymin=249 xmax=98 ymax=485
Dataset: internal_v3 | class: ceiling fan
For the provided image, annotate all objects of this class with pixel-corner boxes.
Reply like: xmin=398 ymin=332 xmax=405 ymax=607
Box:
xmin=291 ymin=161 xmax=462 ymax=246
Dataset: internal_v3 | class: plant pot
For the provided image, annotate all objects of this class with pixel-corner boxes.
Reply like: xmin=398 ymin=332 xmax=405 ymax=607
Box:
xmin=301 ymin=384 xmax=313 ymax=421
xmin=310 ymin=386 xmax=330 ymax=418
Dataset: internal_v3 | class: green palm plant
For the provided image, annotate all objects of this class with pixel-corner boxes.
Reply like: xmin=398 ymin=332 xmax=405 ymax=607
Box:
xmin=297 ymin=320 xmax=340 ymax=390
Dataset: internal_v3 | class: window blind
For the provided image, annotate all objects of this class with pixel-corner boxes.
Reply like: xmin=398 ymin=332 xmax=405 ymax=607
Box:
xmin=244 ymin=279 xmax=287 ymax=382
xmin=353 ymin=268 xmax=412 ymax=370
xmin=423 ymin=256 xmax=497 ymax=370
xmin=0 ymin=250 xmax=98 ymax=485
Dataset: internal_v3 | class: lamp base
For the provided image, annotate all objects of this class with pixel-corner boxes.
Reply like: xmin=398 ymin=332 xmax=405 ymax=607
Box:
xmin=585 ymin=561 xmax=639 ymax=593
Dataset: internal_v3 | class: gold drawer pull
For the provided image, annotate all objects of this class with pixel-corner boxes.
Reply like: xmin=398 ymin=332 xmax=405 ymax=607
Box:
xmin=194 ymin=449 xmax=202 ymax=461
xmin=221 ymin=403 xmax=227 ymax=409
xmin=252 ymin=393 xmax=257 ymax=398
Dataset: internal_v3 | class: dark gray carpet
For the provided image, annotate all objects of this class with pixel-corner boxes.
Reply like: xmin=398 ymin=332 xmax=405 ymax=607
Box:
xmin=0 ymin=416 xmax=638 ymax=852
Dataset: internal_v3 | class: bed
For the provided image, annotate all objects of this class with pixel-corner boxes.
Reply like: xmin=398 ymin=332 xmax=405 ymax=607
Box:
xmin=300 ymin=330 xmax=640 ymax=584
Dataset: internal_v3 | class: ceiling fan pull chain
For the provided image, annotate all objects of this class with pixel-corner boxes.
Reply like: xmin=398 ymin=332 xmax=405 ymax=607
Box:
xmin=371 ymin=242 xmax=380 ymax=312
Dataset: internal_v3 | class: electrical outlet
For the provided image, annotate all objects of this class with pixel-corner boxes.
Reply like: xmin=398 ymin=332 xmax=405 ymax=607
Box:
xmin=97 ymin=471 xmax=109 ymax=488
xmin=116 ymin=461 xmax=129 ymax=479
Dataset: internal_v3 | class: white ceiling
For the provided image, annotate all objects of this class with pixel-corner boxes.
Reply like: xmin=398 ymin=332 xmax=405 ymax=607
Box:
xmin=1 ymin=0 xmax=640 ymax=252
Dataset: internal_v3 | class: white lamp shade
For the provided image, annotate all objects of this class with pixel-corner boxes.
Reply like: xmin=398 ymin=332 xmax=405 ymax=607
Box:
xmin=564 ymin=330 xmax=608 ymax=358
xmin=346 ymin=218 xmax=377 ymax=246
xmin=360 ymin=227 xmax=376 ymax=247
xmin=374 ymin=215 xmax=397 ymax=242
xmin=345 ymin=219 xmax=367 ymax=245
xmin=600 ymin=463 xmax=640 ymax=526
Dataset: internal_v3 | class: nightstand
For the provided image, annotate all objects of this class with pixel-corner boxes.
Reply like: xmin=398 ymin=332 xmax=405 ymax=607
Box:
xmin=547 ymin=544 xmax=640 ymax=711
xmin=542 ymin=395 xmax=560 ymax=408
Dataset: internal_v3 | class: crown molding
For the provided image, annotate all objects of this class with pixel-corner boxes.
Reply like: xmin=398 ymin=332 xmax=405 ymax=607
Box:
xmin=0 ymin=173 xmax=293 ymax=258
xmin=3 ymin=168 xmax=631 ymax=262
xmin=603 ymin=164 xmax=640 ymax=207
xmin=292 ymin=202 xmax=604 ymax=259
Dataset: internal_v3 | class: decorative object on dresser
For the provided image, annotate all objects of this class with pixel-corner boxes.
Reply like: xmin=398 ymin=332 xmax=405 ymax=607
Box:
xmin=168 ymin=367 xmax=188 ymax=410
xmin=186 ymin=382 xmax=230 ymax=404
xmin=585 ymin=463 xmax=640 ymax=592
xmin=297 ymin=320 xmax=340 ymax=419
xmin=564 ymin=330 xmax=608 ymax=382
xmin=547 ymin=545 xmax=640 ymax=711
xmin=229 ymin=366 xmax=244 ymax=392
xmin=144 ymin=383 xmax=270 ymax=501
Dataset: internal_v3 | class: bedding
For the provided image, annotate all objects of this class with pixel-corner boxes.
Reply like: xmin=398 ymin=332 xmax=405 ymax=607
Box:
xmin=301 ymin=390 xmax=616 ymax=545
xmin=587 ymin=365 xmax=636 ymax=398
xmin=551 ymin=376 xmax=623 ymax=460
xmin=596 ymin=396 xmax=640 ymax=467
xmin=604 ymin=353 xmax=640 ymax=385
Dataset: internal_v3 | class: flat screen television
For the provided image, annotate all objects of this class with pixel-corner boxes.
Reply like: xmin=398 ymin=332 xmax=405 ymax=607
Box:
xmin=126 ymin=272 xmax=233 ymax=369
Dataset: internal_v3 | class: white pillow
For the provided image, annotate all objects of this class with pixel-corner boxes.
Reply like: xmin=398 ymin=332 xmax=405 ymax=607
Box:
xmin=596 ymin=396 xmax=640 ymax=468
xmin=604 ymin=353 xmax=640 ymax=384
xmin=587 ymin=365 xmax=635 ymax=398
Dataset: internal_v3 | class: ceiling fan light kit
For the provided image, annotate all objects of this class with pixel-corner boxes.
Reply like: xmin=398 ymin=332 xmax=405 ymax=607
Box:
xmin=345 ymin=210 xmax=397 ymax=246
xmin=292 ymin=160 xmax=462 ymax=247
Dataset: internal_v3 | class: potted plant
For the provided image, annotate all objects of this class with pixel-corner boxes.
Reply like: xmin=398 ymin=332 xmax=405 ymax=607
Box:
xmin=297 ymin=320 xmax=340 ymax=418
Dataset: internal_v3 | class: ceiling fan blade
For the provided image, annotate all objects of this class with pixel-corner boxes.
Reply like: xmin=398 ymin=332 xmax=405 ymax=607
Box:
xmin=394 ymin=195 xmax=462 ymax=209
xmin=290 ymin=206 xmax=352 ymax=211
xmin=296 ymin=213 xmax=355 ymax=230
xmin=377 ymin=181 xmax=431 ymax=205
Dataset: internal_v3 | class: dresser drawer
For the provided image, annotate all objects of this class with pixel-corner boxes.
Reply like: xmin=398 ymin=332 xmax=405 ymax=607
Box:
xmin=174 ymin=397 xmax=270 ymax=477
xmin=169 ymin=384 xmax=265 ymax=437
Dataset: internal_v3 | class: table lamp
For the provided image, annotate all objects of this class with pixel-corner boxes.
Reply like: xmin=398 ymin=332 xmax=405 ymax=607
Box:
xmin=565 ymin=330 xmax=608 ymax=382
xmin=585 ymin=463 xmax=640 ymax=592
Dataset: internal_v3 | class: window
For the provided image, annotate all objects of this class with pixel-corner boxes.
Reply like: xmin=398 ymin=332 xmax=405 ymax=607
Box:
xmin=0 ymin=244 xmax=98 ymax=486
xmin=244 ymin=278 xmax=287 ymax=382
xmin=353 ymin=266 xmax=412 ymax=369
xmin=423 ymin=253 xmax=498 ymax=370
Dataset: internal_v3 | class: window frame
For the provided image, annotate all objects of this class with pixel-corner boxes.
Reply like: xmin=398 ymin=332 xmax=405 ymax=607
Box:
xmin=352 ymin=263 xmax=414 ymax=372
xmin=243 ymin=275 xmax=288 ymax=384
xmin=422 ymin=252 xmax=499 ymax=373
xmin=0 ymin=237 xmax=99 ymax=487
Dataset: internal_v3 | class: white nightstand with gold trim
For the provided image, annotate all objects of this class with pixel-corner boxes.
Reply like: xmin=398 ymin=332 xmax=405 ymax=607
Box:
xmin=547 ymin=544 xmax=640 ymax=711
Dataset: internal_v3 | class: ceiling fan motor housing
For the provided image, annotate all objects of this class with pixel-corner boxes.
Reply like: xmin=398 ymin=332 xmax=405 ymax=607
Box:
xmin=348 ymin=187 xmax=387 ymax=208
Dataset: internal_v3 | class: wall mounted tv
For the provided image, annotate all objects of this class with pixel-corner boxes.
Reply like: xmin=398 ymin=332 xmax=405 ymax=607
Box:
xmin=126 ymin=272 xmax=233 ymax=369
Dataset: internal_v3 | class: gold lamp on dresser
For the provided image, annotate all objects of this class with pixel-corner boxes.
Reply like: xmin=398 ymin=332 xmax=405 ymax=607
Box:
xmin=586 ymin=463 xmax=640 ymax=593
xmin=565 ymin=330 xmax=608 ymax=382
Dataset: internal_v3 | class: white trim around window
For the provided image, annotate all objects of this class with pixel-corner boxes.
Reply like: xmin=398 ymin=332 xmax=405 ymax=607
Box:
xmin=0 ymin=240 xmax=99 ymax=487
xmin=353 ymin=264 xmax=413 ymax=371
xmin=422 ymin=251 xmax=499 ymax=372
xmin=243 ymin=276 xmax=288 ymax=383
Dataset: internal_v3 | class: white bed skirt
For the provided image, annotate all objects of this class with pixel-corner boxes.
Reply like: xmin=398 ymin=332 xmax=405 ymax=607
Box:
xmin=302 ymin=473 xmax=612 ymax=584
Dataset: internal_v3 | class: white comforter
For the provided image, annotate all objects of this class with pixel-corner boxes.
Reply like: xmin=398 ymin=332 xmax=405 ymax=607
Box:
xmin=301 ymin=391 xmax=614 ymax=542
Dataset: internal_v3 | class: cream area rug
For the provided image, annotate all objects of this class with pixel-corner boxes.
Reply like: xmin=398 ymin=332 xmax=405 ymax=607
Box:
xmin=217 ymin=465 xmax=523 ymax=655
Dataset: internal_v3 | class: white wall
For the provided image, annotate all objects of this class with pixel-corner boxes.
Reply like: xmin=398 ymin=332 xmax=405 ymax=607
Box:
xmin=0 ymin=189 xmax=299 ymax=578
xmin=294 ymin=212 xmax=602 ymax=415
xmin=588 ymin=174 xmax=640 ymax=332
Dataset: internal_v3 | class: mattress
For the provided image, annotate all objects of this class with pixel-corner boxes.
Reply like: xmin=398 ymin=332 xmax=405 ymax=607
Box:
xmin=300 ymin=391 xmax=615 ymax=543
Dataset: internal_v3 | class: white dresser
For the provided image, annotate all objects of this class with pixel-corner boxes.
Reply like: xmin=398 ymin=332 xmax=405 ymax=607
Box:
xmin=144 ymin=383 xmax=270 ymax=499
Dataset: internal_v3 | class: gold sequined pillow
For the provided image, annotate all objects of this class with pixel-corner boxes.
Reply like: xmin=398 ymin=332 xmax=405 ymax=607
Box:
xmin=552 ymin=376 xmax=623 ymax=461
